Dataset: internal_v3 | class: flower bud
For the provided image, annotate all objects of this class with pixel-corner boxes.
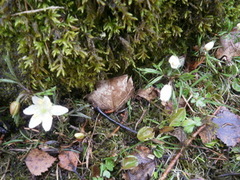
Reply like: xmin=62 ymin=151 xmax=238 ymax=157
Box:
xmin=160 ymin=84 xmax=172 ymax=103
xmin=10 ymin=101 xmax=20 ymax=116
xmin=74 ymin=132 xmax=85 ymax=140
xmin=204 ymin=41 xmax=215 ymax=51
xmin=237 ymin=23 xmax=240 ymax=30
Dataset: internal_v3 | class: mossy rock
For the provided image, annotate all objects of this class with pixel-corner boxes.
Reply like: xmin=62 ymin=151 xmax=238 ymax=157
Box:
xmin=0 ymin=0 xmax=239 ymax=93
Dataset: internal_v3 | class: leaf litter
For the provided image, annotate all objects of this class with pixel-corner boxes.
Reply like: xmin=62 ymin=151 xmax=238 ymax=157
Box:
xmin=212 ymin=106 xmax=240 ymax=147
xmin=58 ymin=150 xmax=79 ymax=172
xmin=136 ymin=86 xmax=160 ymax=102
xmin=122 ymin=146 xmax=155 ymax=180
xmin=199 ymin=106 xmax=240 ymax=147
xmin=25 ymin=148 xmax=56 ymax=176
xmin=87 ymin=74 xmax=134 ymax=112
xmin=215 ymin=25 xmax=240 ymax=63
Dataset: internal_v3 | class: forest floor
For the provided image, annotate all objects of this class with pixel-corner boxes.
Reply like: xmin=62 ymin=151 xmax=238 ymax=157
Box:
xmin=0 ymin=25 xmax=240 ymax=180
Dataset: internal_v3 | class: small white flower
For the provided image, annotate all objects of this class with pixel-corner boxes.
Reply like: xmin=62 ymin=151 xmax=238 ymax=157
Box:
xmin=237 ymin=23 xmax=240 ymax=30
xmin=169 ymin=55 xmax=184 ymax=69
xmin=23 ymin=96 xmax=68 ymax=131
xmin=204 ymin=41 xmax=215 ymax=51
xmin=160 ymin=84 xmax=172 ymax=103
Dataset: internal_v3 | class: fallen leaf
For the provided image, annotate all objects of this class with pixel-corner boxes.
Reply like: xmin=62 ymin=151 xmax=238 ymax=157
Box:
xmin=123 ymin=146 xmax=155 ymax=180
xmin=215 ymin=25 xmax=240 ymax=63
xmin=212 ymin=106 xmax=240 ymax=147
xmin=199 ymin=125 xmax=216 ymax=144
xmin=87 ymin=75 xmax=134 ymax=112
xmin=186 ymin=56 xmax=205 ymax=71
xmin=170 ymin=127 xmax=187 ymax=143
xmin=58 ymin=151 xmax=79 ymax=172
xmin=25 ymin=148 xmax=56 ymax=176
xmin=137 ymin=86 xmax=159 ymax=102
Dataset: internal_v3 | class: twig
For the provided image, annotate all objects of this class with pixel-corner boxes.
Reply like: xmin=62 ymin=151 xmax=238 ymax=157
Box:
xmin=0 ymin=157 xmax=10 ymax=180
xmin=12 ymin=6 xmax=64 ymax=16
xmin=182 ymin=95 xmax=195 ymax=113
xmin=135 ymin=107 xmax=147 ymax=130
xmin=218 ymin=173 xmax=240 ymax=177
xmin=95 ymin=107 xmax=137 ymax=134
xmin=159 ymin=124 xmax=206 ymax=180
xmin=190 ymin=144 xmax=228 ymax=161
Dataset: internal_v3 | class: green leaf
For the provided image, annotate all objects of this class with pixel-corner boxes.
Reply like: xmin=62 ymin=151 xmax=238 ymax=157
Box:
xmin=137 ymin=68 xmax=161 ymax=75
xmin=179 ymin=73 xmax=196 ymax=81
xmin=153 ymin=145 xmax=164 ymax=158
xmin=0 ymin=78 xmax=18 ymax=84
xmin=183 ymin=125 xmax=195 ymax=133
xmin=193 ymin=117 xmax=202 ymax=126
xmin=232 ymin=78 xmax=240 ymax=92
xmin=137 ymin=126 xmax=155 ymax=142
xmin=121 ymin=155 xmax=138 ymax=170
xmin=105 ymin=159 xmax=114 ymax=171
xmin=102 ymin=170 xmax=111 ymax=178
xmin=169 ymin=108 xmax=186 ymax=126
xmin=182 ymin=119 xmax=196 ymax=133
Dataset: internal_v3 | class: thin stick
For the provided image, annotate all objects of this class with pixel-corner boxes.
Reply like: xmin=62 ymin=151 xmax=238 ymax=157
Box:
xmin=12 ymin=6 xmax=64 ymax=16
xmin=0 ymin=158 xmax=10 ymax=180
xmin=159 ymin=124 xmax=206 ymax=180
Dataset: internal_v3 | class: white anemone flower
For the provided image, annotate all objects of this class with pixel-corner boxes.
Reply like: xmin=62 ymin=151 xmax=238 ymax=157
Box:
xmin=169 ymin=55 xmax=184 ymax=69
xmin=160 ymin=84 xmax=172 ymax=104
xmin=204 ymin=41 xmax=215 ymax=51
xmin=23 ymin=96 xmax=68 ymax=131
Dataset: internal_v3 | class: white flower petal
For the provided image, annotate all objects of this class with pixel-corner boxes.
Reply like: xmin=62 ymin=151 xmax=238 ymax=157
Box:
xmin=41 ymin=114 xmax=53 ymax=131
xmin=160 ymin=84 xmax=172 ymax=102
xmin=28 ymin=114 xmax=42 ymax=128
xmin=51 ymin=105 xmax=68 ymax=115
xmin=23 ymin=105 xmax=38 ymax=115
xmin=43 ymin=96 xmax=52 ymax=105
xmin=169 ymin=55 xmax=181 ymax=69
xmin=32 ymin=96 xmax=42 ymax=105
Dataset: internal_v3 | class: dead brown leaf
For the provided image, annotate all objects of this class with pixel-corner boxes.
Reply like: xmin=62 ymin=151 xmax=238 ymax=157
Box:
xmin=186 ymin=56 xmax=206 ymax=72
xmin=215 ymin=26 xmax=240 ymax=62
xmin=87 ymin=75 xmax=134 ymax=112
xmin=58 ymin=151 xmax=79 ymax=172
xmin=199 ymin=125 xmax=216 ymax=144
xmin=137 ymin=87 xmax=159 ymax=102
xmin=170 ymin=127 xmax=187 ymax=143
xmin=123 ymin=146 xmax=155 ymax=180
xmin=25 ymin=148 xmax=56 ymax=176
xmin=212 ymin=106 xmax=240 ymax=147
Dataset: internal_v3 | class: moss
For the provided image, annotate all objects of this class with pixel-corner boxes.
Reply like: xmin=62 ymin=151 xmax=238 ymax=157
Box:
xmin=0 ymin=0 xmax=239 ymax=93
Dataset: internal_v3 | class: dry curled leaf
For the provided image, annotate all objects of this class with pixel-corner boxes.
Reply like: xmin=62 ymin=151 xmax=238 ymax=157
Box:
xmin=87 ymin=75 xmax=134 ymax=112
xmin=170 ymin=127 xmax=187 ymax=143
xmin=212 ymin=106 xmax=240 ymax=147
xmin=25 ymin=148 xmax=56 ymax=176
xmin=58 ymin=151 xmax=79 ymax=172
xmin=123 ymin=146 xmax=155 ymax=180
xmin=137 ymin=86 xmax=160 ymax=102
xmin=215 ymin=26 xmax=240 ymax=63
